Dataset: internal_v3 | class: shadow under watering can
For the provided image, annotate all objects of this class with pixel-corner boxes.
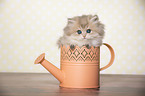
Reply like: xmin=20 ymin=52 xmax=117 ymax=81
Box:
xmin=34 ymin=43 xmax=115 ymax=88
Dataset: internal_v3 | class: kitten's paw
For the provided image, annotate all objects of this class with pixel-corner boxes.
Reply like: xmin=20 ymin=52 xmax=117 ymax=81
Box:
xmin=85 ymin=44 xmax=91 ymax=49
xmin=70 ymin=45 xmax=75 ymax=50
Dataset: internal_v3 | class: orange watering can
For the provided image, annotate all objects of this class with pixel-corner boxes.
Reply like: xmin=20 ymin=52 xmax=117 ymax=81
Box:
xmin=34 ymin=43 xmax=115 ymax=88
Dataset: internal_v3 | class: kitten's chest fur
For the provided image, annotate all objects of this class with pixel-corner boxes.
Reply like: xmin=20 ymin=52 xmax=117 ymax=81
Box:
xmin=71 ymin=38 xmax=89 ymax=46
xmin=68 ymin=36 xmax=100 ymax=47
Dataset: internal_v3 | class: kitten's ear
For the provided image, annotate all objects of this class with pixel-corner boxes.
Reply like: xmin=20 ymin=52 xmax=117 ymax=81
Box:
xmin=68 ymin=18 xmax=75 ymax=24
xmin=90 ymin=15 xmax=99 ymax=23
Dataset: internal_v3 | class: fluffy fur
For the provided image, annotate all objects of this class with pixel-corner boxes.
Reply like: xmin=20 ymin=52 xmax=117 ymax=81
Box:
xmin=57 ymin=15 xmax=105 ymax=48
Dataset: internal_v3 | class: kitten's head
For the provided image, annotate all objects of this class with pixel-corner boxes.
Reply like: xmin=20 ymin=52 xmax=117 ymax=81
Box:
xmin=63 ymin=15 xmax=105 ymax=40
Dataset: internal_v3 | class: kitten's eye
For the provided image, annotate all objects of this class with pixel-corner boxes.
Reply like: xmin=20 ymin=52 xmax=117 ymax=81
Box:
xmin=77 ymin=30 xmax=82 ymax=34
xmin=86 ymin=29 xmax=91 ymax=33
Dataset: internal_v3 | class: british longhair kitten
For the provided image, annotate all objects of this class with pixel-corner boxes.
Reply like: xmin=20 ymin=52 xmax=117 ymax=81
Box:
xmin=57 ymin=15 xmax=105 ymax=49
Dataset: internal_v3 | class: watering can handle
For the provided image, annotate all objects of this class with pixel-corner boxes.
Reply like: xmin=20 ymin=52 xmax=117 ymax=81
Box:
xmin=100 ymin=43 xmax=115 ymax=71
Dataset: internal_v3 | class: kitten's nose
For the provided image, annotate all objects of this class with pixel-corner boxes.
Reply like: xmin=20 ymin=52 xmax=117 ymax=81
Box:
xmin=83 ymin=36 xmax=86 ymax=39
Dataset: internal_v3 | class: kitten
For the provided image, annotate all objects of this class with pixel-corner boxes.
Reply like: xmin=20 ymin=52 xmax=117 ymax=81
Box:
xmin=57 ymin=15 xmax=105 ymax=49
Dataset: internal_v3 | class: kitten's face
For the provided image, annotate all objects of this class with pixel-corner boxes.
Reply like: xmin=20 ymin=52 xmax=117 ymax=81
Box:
xmin=64 ymin=15 xmax=104 ymax=41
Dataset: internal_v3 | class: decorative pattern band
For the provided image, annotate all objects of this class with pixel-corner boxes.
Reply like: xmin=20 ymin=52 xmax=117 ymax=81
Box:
xmin=61 ymin=46 xmax=100 ymax=63
xmin=61 ymin=63 xmax=99 ymax=66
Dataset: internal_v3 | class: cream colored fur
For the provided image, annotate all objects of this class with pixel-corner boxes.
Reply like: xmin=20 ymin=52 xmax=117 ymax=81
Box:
xmin=57 ymin=15 xmax=105 ymax=48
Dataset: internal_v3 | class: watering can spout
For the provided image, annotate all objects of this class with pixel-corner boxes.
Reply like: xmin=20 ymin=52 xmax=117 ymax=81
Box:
xmin=34 ymin=53 xmax=64 ymax=83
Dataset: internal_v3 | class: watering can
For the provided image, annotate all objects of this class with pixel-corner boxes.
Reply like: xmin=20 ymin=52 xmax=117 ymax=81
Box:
xmin=34 ymin=43 xmax=115 ymax=88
